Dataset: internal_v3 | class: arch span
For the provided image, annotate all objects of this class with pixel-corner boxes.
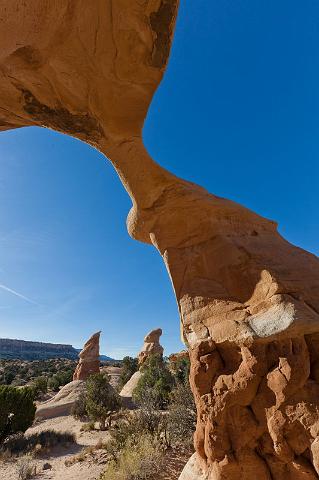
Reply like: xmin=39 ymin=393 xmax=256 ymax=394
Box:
xmin=1 ymin=2 xmax=319 ymax=478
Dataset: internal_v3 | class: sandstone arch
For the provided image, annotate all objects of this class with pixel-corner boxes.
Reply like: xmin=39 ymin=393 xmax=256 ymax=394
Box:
xmin=1 ymin=2 xmax=319 ymax=478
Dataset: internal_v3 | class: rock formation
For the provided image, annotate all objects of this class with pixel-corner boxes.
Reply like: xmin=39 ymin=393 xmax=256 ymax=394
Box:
xmin=73 ymin=332 xmax=101 ymax=381
xmin=1 ymin=2 xmax=319 ymax=478
xmin=138 ymin=328 xmax=164 ymax=365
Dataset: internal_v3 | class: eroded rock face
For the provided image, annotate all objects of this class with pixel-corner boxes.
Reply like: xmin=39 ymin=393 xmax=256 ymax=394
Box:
xmin=138 ymin=328 xmax=164 ymax=365
xmin=1 ymin=2 xmax=319 ymax=478
xmin=73 ymin=332 xmax=100 ymax=381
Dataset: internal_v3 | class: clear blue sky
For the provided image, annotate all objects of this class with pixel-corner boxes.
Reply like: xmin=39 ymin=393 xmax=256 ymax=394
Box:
xmin=0 ymin=1 xmax=318 ymax=359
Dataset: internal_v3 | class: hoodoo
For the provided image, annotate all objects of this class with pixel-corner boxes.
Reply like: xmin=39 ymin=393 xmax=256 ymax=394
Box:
xmin=138 ymin=328 xmax=164 ymax=365
xmin=73 ymin=331 xmax=101 ymax=381
xmin=1 ymin=2 xmax=319 ymax=478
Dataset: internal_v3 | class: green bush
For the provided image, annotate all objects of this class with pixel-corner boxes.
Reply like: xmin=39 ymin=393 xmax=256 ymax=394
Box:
xmin=47 ymin=376 xmax=60 ymax=391
xmin=133 ymin=355 xmax=174 ymax=409
xmin=86 ymin=373 xmax=121 ymax=430
xmin=165 ymin=382 xmax=196 ymax=447
xmin=31 ymin=376 xmax=48 ymax=397
xmin=170 ymin=356 xmax=190 ymax=385
xmin=119 ymin=357 xmax=139 ymax=390
xmin=0 ymin=386 xmax=36 ymax=443
xmin=71 ymin=392 xmax=88 ymax=419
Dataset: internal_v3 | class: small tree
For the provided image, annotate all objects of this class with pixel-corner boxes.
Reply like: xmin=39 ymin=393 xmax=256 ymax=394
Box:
xmin=85 ymin=373 xmax=121 ymax=430
xmin=165 ymin=382 xmax=196 ymax=447
xmin=71 ymin=391 xmax=88 ymax=419
xmin=170 ymin=356 xmax=190 ymax=385
xmin=119 ymin=356 xmax=139 ymax=389
xmin=0 ymin=386 xmax=36 ymax=443
xmin=47 ymin=376 xmax=60 ymax=392
xmin=31 ymin=376 xmax=48 ymax=397
xmin=133 ymin=355 xmax=174 ymax=410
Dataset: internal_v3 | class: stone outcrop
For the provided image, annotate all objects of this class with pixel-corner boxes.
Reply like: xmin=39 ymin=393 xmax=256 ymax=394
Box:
xmin=36 ymin=380 xmax=85 ymax=420
xmin=1 ymin=2 xmax=319 ymax=478
xmin=73 ymin=332 xmax=100 ymax=381
xmin=138 ymin=328 xmax=164 ymax=365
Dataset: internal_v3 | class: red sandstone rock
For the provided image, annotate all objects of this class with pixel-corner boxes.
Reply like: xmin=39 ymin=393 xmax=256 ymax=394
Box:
xmin=138 ymin=328 xmax=164 ymax=365
xmin=73 ymin=331 xmax=101 ymax=381
xmin=1 ymin=3 xmax=319 ymax=478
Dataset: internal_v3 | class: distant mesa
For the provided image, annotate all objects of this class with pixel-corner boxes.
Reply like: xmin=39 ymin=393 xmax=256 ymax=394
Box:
xmin=0 ymin=338 xmax=78 ymax=360
xmin=73 ymin=331 xmax=101 ymax=381
xmin=0 ymin=337 xmax=115 ymax=361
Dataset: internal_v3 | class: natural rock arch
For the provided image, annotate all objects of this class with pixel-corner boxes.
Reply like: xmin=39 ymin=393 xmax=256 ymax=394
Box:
xmin=1 ymin=2 xmax=319 ymax=479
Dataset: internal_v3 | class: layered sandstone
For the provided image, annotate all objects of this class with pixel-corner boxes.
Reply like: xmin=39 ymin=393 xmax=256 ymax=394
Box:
xmin=73 ymin=332 xmax=100 ymax=381
xmin=1 ymin=2 xmax=319 ymax=479
xmin=138 ymin=328 xmax=164 ymax=365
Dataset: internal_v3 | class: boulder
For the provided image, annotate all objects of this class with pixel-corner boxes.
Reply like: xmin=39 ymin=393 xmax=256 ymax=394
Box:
xmin=119 ymin=371 xmax=142 ymax=409
xmin=179 ymin=454 xmax=209 ymax=480
xmin=36 ymin=380 xmax=85 ymax=420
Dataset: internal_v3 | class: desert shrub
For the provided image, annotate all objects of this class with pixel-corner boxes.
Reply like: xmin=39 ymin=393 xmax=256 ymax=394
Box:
xmin=54 ymin=369 xmax=73 ymax=386
xmin=2 ymin=430 xmax=75 ymax=455
xmin=71 ymin=391 xmax=88 ymax=419
xmin=86 ymin=373 xmax=121 ymax=430
xmin=4 ymin=371 xmax=15 ymax=385
xmin=102 ymin=433 xmax=163 ymax=480
xmin=0 ymin=386 xmax=35 ymax=443
xmin=18 ymin=456 xmax=37 ymax=479
xmin=47 ymin=369 xmax=73 ymax=391
xmin=133 ymin=355 xmax=174 ymax=410
xmin=47 ymin=376 xmax=60 ymax=391
xmin=80 ymin=421 xmax=95 ymax=432
xmin=119 ymin=357 xmax=139 ymax=389
xmin=105 ymin=408 xmax=163 ymax=463
xmin=31 ymin=376 xmax=48 ymax=397
xmin=165 ymin=382 xmax=196 ymax=447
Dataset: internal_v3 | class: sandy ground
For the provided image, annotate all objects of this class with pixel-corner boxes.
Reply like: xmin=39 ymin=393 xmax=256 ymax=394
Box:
xmin=0 ymin=416 xmax=110 ymax=480
xmin=0 ymin=411 xmax=191 ymax=480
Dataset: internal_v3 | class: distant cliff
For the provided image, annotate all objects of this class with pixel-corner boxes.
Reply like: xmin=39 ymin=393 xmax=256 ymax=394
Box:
xmin=0 ymin=338 xmax=79 ymax=360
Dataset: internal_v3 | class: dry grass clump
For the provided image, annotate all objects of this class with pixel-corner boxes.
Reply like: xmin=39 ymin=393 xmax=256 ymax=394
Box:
xmin=1 ymin=430 xmax=75 ymax=456
xmin=80 ymin=421 xmax=96 ymax=432
xmin=102 ymin=434 xmax=164 ymax=480
xmin=17 ymin=455 xmax=37 ymax=479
